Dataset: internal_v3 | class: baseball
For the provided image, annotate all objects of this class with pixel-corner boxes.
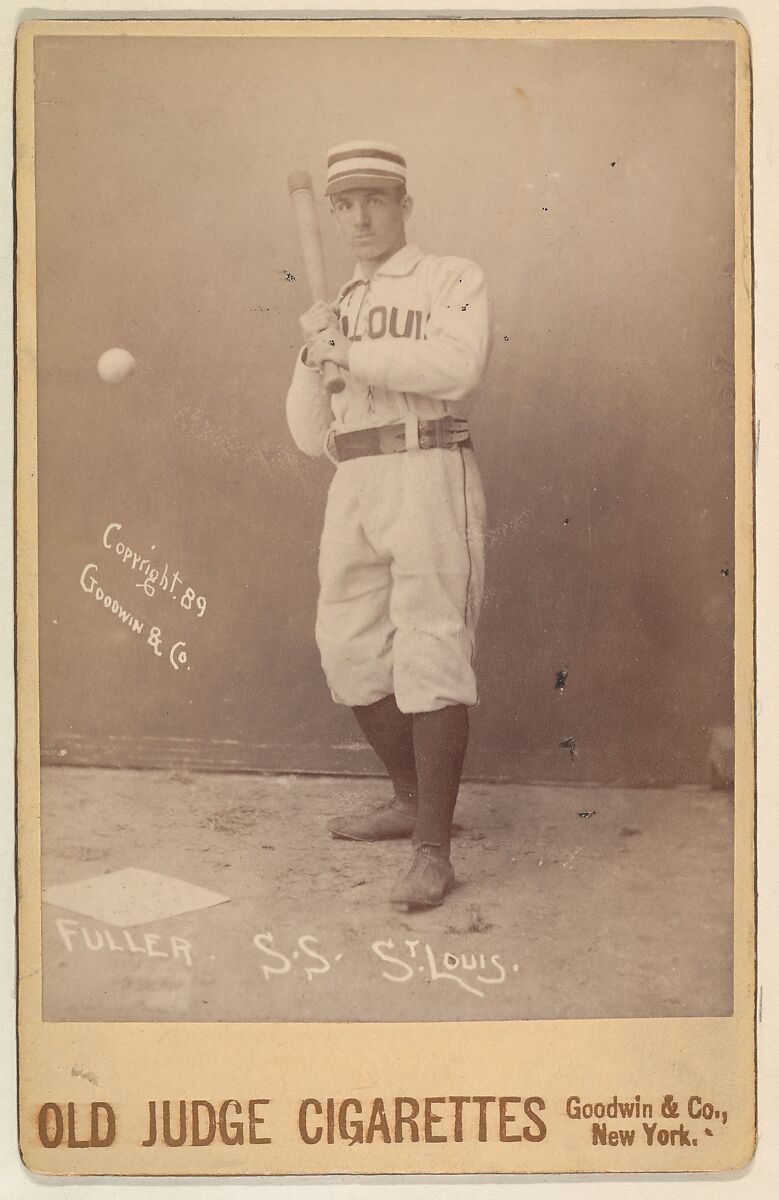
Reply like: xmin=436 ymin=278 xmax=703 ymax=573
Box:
xmin=97 ymin=347 xmax=136 ymax=384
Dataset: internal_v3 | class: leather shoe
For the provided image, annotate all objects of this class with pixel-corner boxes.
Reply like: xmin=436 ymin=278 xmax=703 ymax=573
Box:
xmin=328 ymin=801 xmax=416 ymax=841
xmin=390 ymin=843 xmax=455 ymax=909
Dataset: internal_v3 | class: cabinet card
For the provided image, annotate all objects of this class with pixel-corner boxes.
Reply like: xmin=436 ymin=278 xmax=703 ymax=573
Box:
xmin=15 ymin=15 xmax=754 ymax=1176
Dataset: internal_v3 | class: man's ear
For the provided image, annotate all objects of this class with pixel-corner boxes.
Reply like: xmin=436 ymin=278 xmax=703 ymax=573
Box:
xmin=402 ymin=194 xmax=414 ymax=221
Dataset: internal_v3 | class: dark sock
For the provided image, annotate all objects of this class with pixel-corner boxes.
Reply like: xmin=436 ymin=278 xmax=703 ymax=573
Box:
xmin=351 ymin=695 xmax=418 ymax=808
xmin=411 ymin=704 xmax=469 ymax=850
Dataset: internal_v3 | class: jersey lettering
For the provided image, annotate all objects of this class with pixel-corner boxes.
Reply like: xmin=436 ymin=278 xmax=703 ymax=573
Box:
xmin=367 ymin=307 xmax=387 ymax=339
xmin=388 ymin=307 xmax=415 ymax=339
xmin=340 ymin=305 xmax=428 ymax=342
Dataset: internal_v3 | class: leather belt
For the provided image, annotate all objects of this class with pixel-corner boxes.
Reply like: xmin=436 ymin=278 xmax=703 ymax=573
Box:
xmin=332 ymin=417 xmax=472 ymax=463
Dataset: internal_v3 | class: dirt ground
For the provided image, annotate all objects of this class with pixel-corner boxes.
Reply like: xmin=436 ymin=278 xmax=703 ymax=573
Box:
xmin=40 ymin=767 xmax=733 ymax=1023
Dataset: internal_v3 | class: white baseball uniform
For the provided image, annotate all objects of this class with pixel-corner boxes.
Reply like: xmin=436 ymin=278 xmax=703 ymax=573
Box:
xmin=286 ymin=241 xmax=490 ymax=713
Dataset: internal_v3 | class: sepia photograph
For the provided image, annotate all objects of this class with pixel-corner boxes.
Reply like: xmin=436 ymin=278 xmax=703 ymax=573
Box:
xmin=8 ymin=3 xmax=765 ymax=1180
xmin=14 ymin=13 xmax=760 ymax=1178
xmin=25 ymin=24 xmax=743 ymax=1029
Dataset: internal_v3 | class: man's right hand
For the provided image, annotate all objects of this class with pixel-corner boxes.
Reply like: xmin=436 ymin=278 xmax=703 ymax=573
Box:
xmin=299 ymin=300 xmax=339 ymax=343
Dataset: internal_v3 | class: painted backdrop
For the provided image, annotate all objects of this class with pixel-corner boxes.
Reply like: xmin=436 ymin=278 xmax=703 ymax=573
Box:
xmin=34 ymin=33 xmax=736 ymax=784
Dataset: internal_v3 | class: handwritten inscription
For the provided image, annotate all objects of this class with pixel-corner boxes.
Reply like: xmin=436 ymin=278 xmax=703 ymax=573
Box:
xmin=55 ymin=917 xmax=193 ymax=966
xmin=102 ymin=523 xmax=207 ymax=614
xmin=250 ymin=933 xmax=520 ymax=998
xmin=252 ymin=933 xmax=342 ymax=981
xmin=77 ymin=521 xmax=208 ymax=671
xmin=79 ymin=562 xmax=145 ymax=632
xmin=372 ymin=939 xmax=507 ymax=997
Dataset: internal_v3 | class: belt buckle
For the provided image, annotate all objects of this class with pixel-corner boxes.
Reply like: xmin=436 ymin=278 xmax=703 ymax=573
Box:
xmin=418 ymin=419 xmax=442 ymax=451
xmin=419 ymin=417 xmax=468 ymax=450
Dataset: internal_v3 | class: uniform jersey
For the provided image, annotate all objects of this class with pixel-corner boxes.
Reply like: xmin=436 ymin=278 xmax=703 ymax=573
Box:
xmin=286 ymin=242 xmax=490 ymax=456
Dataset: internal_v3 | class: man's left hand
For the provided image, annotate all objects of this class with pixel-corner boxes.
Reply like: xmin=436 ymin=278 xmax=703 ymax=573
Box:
xmin=307 ymin=328 xmax=351 ymax=370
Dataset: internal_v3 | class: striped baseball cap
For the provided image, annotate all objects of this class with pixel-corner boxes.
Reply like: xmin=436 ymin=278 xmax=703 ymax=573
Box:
xmin=325 ymin=141 xmax=407 ymax=196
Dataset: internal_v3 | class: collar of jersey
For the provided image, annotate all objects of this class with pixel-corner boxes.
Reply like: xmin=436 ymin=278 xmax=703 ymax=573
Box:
xmin=337 ymin=242 xmax=424 ymax=301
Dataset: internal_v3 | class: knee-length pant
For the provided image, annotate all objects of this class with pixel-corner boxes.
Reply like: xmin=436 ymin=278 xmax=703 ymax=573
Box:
xmin=315 ymin=447 xmax=486 ymax=714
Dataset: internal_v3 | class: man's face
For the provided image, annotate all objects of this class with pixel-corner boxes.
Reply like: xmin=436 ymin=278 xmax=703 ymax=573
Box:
xmin=331 ymin=187 xmax=411 ymax=266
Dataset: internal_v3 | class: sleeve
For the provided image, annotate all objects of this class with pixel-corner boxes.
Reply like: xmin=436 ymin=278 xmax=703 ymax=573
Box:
xmin=348 ymin=257 xmax=490 ymax=403
xmin=285 ymin=349 xmax=333 ymax=458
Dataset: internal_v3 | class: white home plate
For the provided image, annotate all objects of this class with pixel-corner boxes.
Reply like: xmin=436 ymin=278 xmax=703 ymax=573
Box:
xmin=42 ymin=868 xmax=229 ymax=927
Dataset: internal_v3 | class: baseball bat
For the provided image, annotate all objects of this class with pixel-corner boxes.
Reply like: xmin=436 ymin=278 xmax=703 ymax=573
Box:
xmin=287 ymin=170 xmax=345 ymax=395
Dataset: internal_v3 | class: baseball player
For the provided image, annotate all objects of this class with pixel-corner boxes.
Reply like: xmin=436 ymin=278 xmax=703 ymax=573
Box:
xmin=286 ymin=141 xmax=490 ymax=909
